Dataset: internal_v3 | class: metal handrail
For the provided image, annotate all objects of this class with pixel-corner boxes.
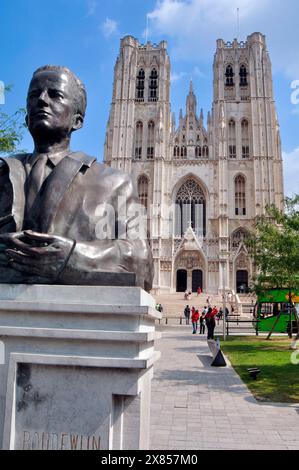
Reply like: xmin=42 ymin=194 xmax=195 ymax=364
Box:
xmin=226 ymin=319 xmax=260 ymax=336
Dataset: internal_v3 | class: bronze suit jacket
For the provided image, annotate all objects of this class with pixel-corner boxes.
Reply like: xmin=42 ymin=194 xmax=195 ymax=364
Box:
xmin=0 ymin=152 xmax=153 ymax=290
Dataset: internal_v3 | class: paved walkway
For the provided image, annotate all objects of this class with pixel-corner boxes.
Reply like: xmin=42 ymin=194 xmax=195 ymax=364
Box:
xmin=150 ymin=326 xmax=299 ymax=450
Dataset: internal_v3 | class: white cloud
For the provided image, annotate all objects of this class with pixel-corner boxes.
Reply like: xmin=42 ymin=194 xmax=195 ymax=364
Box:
xmin=101 ymin=18 xmax=119 ymax=39
xmin=147 ymin=0 xmax=268 ymax=58
xmin=147 ymin=0 xmax=299 ymax=78
xmin=171 ymin=71 xmax=188 ymax=83
xmin=193 ymin=66 xmax=204 ymax=79
xmin=86 ymin=0 xmax=97 ymax=17
xmin=282 ymin=147 xmax=299 ymax=197
xmin=171 ymin=66 xmax=204 ymax=83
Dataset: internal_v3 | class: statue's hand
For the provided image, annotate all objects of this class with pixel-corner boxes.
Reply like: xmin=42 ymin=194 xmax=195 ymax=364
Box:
xmin=2 ymin=230 xmax=75 ymax=280
xmin=0 ymin=232 xmax=24 ymax=267
xmin=0 ymin=215 xmax=14 ymax=229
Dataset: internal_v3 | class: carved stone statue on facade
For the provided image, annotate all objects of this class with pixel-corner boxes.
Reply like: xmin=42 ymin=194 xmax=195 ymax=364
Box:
xmin=0 ymin=66 xmax=153 ymax=290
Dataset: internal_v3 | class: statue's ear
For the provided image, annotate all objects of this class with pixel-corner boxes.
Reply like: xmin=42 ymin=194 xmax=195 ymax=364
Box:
xmin=72 ymin=113 xmax=83 ymax=132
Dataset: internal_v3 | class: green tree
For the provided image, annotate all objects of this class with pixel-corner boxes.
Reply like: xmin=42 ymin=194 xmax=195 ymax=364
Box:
xmin=248 ymin=195 xmax=299 ymax=342
xmin=0 ymin=86 xmax=26 ymax=154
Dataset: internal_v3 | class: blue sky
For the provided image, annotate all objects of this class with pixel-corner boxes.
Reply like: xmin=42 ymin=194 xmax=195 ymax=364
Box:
xmin=1 ymin=0 xmax=298 ymax=195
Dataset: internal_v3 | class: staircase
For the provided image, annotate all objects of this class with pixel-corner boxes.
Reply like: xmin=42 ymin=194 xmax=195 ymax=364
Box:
xmin=236 ymin=294 xmax=256 ymax=319
xmin=152 ymin=292 xmax=233 ymax=319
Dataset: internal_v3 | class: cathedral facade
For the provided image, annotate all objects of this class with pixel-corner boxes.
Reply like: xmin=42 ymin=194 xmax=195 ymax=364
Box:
xmin=104 ymin=32 xmax=284 ymax=294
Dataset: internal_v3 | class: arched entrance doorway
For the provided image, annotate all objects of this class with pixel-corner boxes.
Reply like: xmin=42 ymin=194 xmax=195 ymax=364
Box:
xmin=192 ymin=270 xmax=203 ymax=293
xmin=176 ymin=269 xmax=187 ymax=292
xmin=174 ymin=250 xmax=206 ymax=293
xmin=236 ymin=270 xmax=248 ymax=293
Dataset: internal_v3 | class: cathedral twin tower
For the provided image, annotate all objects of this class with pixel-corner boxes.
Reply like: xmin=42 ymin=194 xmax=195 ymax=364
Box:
xmin=104 ymin=32 xmax=284 ymax=295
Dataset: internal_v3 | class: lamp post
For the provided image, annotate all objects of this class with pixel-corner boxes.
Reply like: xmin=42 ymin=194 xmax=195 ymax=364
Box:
xmin=222 ymin=261 xmax=226 ymax=341
xmin=220 ymin=252 xmax=229 ymax=341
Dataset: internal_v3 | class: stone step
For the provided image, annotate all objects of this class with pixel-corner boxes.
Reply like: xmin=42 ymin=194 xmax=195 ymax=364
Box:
xmin=153 ymin=293 xmax=237 ymax=318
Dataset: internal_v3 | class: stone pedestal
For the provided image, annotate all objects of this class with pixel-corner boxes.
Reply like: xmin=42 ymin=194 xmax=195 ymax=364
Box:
xmin=0 ymin=284 xmax=161 ymax=450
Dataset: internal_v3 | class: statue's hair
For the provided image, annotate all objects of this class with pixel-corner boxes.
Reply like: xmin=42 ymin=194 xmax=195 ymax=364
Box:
xmin=30 ymin=65 xmax=87 ymax=118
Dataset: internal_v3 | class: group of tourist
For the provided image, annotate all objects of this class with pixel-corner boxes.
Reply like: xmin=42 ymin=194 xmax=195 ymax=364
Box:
xmin=184 ymin=287 xmax=203 ymax=300
xmin=184 ymin=303 xmax=231 ymax=340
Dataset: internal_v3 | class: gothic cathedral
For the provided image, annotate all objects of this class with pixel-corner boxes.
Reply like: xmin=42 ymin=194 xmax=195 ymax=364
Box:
xmin=104 ymin=32 xmax=284 ymax=295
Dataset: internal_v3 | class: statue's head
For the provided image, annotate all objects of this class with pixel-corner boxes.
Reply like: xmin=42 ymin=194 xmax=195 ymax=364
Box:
xmin=26 ymin=65 xmax=87 ymax=141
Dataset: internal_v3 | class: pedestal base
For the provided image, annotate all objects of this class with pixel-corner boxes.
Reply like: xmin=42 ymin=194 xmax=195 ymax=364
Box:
xmin=0 ymin=285 xmax=161 ymax=450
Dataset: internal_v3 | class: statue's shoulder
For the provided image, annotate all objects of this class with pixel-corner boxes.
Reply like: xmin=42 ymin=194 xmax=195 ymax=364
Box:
xmin=0 ymin=152 xmax=30 ymax=162
xmin=0 ymin=153 xmax=29 ymax=183
xmin=0 ymin=153 xmax=30 ymax=168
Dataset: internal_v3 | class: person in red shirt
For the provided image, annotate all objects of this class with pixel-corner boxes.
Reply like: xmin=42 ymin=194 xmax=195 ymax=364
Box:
xmin=212 ymin=306 xmax=218 ymax=317
xmin=205 ymin=307 xmax=218 ymax=339
xmin=197 ymin=286 xmax=202 ymax=296
xmin=191 ymin=309 xmax=199 ymax=334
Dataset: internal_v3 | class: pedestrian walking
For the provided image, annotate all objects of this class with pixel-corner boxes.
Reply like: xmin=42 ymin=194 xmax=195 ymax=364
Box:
xmin=199 ymin=310 xmax=206 ymax=334
xmin=184 ymin=305 xmax=191 ymax=325
xmin=205 ymin=307 xmax=217 ymax=340
xmin=225 ymin=306 xmax=230 ymax=319
xmin=191 ymin=309 xmax=199 ymax=334
xmin=217 ymin=307 xmax=223 ymax=325
xmin=197 ymin=286 xmax=202 ymax=296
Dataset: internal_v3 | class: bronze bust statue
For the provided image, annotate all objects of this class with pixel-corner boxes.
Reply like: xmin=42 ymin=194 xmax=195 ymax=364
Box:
xmin=0 ymin=66 xmax=153 ymax=291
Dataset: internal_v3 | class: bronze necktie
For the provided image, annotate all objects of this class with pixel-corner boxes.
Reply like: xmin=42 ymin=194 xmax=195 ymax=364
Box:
xmin=26 ymin=154 xmax=49 ymax=212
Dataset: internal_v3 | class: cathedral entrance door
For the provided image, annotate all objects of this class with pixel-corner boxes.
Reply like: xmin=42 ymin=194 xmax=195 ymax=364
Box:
xmin=192 ymin=270 xmax=203 ymax=293
xmin=176 ymin=270 xmax=187 ymax=292
xmin=236 ymin=270 xmax=248 ymax=294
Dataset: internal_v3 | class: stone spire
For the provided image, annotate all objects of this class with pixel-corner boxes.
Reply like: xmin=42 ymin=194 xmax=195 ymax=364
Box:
xmin=199 ymin=108 xmax=204 ymax=127
xmin=171 ymin=112 xmax=176 ymax=134
xmin=179 ymin=108 xmax=184 ymax=126
xmin=186 ymin=79 xmax=197 ymax=118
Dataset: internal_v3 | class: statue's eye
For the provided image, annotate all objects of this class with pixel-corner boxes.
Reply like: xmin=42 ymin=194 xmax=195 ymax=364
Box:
xmin=48 ymin=89 xmax=64 ymax=99
xmin=28 ymin=90 xmax=39 ymax=99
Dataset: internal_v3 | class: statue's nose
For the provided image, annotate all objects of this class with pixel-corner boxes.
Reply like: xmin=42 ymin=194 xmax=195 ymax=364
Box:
xmin=38 ymin=90 xmax=50 ymax=105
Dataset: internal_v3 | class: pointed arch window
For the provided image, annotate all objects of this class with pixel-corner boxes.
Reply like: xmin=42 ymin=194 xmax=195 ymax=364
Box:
xmin=235 ymin=175 xmax=246 ymax=216
xmin=147 ymin=121 xmax=155 ymax=159
xmin=134 ymin=121 xmax=143 ymax=159
xmin=138 ymin=175 xmax=149 ymax=212
xmin=138 ymin=175 xmax=150 ymax=237
xmin=240 ymin=65 xmax=248 ymax=87
xmin=136 ymin=69 xmax=145 ymax=101
xmin=203 ymin=145 xmax=209 ymax=158
xmin=174 ymin=145 xmax=180 ymax=158
xmin=241 ymin=119 xmax=250 ymax=158
xmin=225 ymin=65 xmax=234 ymax=86
xmin=231 ymin=228 xmax=249 ymax=249
xmin=228 ymin=119 xmax=236 ymax=158
xmin=149 ymin=68 xmax=158 ymax=102
xmin=181 ymin=146 xmax=187 ymax=158
xmin=175 ymin=179 xmax=206 ymax=237
xmin=195 ymin=146 xmax=202 ymax=158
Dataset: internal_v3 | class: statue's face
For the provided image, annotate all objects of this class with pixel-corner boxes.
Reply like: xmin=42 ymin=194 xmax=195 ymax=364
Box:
xmin=26 ymin=70 xmax=79 ymax=138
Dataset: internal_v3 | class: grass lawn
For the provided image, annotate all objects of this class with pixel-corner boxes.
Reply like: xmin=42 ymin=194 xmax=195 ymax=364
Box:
xmin=221 ymin=336 xmax=299 ymax=403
